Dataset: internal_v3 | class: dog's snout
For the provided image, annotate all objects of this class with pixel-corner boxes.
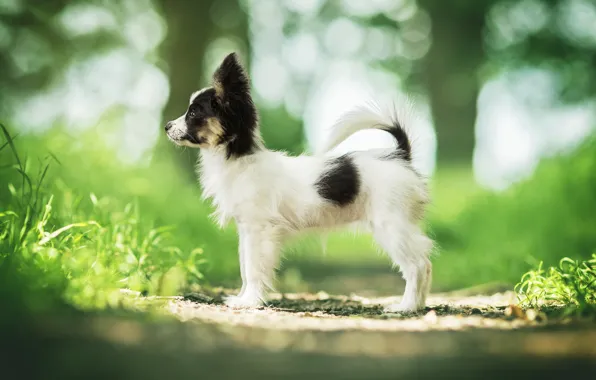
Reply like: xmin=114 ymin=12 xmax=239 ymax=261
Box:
xmin=165 ymin=121 xmax=173 ymax=132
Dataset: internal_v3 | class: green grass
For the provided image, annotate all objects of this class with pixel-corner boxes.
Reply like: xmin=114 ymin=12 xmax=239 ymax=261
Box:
xmin=3 ymin=118 xmax=595 ymax=313
xmin=431 ymin=137 xmax=596 ymax=290
xmin=516 ymin=254 xmax=596 ymax=316
xmin=0 ymin=123 xmax=235 ymax=310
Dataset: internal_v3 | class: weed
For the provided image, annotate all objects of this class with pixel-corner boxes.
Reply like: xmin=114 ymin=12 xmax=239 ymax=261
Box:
xmin=516 ymin=254 xmax=596 ymax=316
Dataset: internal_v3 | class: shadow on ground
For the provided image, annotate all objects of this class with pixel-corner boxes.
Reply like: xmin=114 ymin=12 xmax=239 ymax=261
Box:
xmin=183 ymin=288 xmax=534 ymax=321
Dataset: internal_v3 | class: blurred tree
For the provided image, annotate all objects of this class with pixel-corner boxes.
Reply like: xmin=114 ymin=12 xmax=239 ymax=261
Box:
xmin=485 ymin=0 xmax=596 ymax=104
xmin=152 ymin=0 xmax=250 ymax=180
xmin=0 ymin=0 xmax=124 ymax=120
xmin=416 ymin=0 xmax=492 ymax=166
xmin=3 ymin=0 xmax=596 ymax=174
xmin=413 ymin=0 xmax=596 ymax=168
xmin=270 ymin=0 xmax=596 ymax=170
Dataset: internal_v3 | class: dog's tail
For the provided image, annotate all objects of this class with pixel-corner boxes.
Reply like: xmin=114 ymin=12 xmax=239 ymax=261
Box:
xmin=316 ymin=102 xmax=412 ymax=162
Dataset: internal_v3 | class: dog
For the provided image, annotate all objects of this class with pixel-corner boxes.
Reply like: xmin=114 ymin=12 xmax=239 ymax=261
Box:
xmin=165 ymin=52 xmax=433 ymax=312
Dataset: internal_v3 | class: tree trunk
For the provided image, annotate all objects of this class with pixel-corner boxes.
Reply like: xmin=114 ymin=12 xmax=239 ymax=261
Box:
xmin=419 ymin=2 xmax=489 ymax=168
xmin=153 ymin=0 xmax=250 ymax=180
xmin=151 ymin=0 xmax=217 ymax=180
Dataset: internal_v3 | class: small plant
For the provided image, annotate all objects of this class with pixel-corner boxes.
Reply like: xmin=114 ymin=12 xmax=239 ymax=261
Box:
xmin=515 ymin=255 xmax=596 ymax=316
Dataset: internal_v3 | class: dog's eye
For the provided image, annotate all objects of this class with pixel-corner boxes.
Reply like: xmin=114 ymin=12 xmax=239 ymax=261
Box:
xmin=189 ymin=110 xmax=196 ymax=118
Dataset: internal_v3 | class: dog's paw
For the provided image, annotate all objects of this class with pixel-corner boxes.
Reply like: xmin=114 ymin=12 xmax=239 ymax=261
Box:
xmin=224 ymin=295 xmax=263 ymax=309
xmin=384 ymin=302 xmax=421 ymax=314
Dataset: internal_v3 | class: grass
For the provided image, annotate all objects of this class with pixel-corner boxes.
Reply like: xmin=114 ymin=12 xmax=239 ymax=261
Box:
xmin=0 ymin=123 xmax=228 ymax=310
xmin=516 ymin=254 xmax=596 ymax=316
xmin=2 ymin=119 xmax=595 ymax=316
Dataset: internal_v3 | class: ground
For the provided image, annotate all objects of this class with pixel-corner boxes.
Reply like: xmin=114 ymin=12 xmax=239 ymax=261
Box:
xmin=148 ymin=288 xmax=596 ymax=357
xmin=4 ymin=288 xmax=595 ymax=380
xmin=176 ymin=290 xmax=526 ymax=334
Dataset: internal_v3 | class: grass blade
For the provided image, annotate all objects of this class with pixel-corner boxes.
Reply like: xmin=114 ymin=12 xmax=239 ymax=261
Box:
xmin=0 ymin=124 xmax=23 ymax=171
xmin=38 ymin=221 xmax=101 ymax=246
xmin=0 ymin=124 xmax=26 ymax=196
xmin=33 ymin=162 xmax=51 ymax=210
xmin=47 ymin=151 xmax=62 ymax=166
xmin=0 ymin=132 xmax=20 ymax=152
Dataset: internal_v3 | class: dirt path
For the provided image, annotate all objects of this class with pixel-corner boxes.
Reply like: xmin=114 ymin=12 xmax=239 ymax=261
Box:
xmin=150 ymin=289 xmax=596 ymax=359
xmin=175 ymin=290 xmax=524 ymax=332
xmin=5 ymin=289 xmax=595 ymax=380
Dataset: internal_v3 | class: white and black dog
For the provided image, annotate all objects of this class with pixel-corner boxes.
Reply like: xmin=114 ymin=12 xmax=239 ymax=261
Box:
xmin=165 ymin=53 xmax=433 ymax=312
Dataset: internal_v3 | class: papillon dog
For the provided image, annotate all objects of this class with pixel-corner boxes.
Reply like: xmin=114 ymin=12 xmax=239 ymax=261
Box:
xmin=165 ymin=53 xmax=433 ymax=312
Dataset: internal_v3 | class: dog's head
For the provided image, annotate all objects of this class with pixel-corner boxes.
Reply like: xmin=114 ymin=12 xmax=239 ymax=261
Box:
xmin=165 ymin=52 xmax=259 ymax=157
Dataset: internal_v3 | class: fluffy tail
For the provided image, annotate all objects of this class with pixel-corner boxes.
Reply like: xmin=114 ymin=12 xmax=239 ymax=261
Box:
xmin=316 ymin=103 xmax=412 ymax=161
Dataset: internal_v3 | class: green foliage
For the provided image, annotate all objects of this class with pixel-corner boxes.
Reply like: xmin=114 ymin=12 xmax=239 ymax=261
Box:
xmin=516 ymin=255 xmax=596 ymax=316
xmin=0 ymin=1 xmax=143 ymax=117
xmin=0 ymin=123 xmax=235 ymax=310
xmin=259 ymin=106 xmax=305 ymax=155
xmin=431 ymin=137 xmax=596 ymax=289
xmin=3 ymin=116 xmax=596 ymax=305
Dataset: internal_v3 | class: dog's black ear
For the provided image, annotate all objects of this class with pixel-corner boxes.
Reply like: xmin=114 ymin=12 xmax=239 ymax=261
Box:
xmin=212 ymin=52 xmax=250 ymax=100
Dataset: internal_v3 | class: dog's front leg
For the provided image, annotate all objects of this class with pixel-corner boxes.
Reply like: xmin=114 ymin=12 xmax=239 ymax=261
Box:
xmin=225 ymin=223 xmax=281 ymax=308
xmin=236 ymin=224 xmax=248 ymax=298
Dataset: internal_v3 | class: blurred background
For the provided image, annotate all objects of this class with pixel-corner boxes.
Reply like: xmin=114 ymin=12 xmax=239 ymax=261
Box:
xmin=1 ymin=0 xmax=596 ymax=307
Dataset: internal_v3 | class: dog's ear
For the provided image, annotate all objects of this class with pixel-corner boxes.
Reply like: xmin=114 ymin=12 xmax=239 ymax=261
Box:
xmin=212 ymin=52 xmax=250 ymax=100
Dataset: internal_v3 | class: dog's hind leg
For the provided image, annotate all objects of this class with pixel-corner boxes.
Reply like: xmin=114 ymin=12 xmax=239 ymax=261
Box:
xmin=373 ymin=221 xmax=433 ymax=312
xmin=421 ymin=253 xmax=433 ymax=306
xmin=225 ymin=223 xmax=282 ymax=308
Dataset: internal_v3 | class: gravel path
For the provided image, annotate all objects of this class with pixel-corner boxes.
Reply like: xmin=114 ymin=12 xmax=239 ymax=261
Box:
xmin=127 ymin=288 xmax=596 ymax=359
xmin=173 ymin=290 xmax=526 ymax=332
xmin=6 ymin=289 xmax=594 ymax=380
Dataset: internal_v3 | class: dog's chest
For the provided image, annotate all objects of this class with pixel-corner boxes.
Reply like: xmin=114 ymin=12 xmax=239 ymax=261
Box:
xmin=199 ymin=155 xmax=264 ymax=220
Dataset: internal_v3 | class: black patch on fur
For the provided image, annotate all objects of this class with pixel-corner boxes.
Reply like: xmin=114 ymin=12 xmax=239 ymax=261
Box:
xmin=212 ymin=53 xmax=259 ymax=159
xmin=185 ymin=88 xmax=218 ymax=145
xmin=382 ymin=120 xmax=412 ymax=162
xmin=315 ymin=154 xmax=360 ymax=206
xmin=182 ymin=53 xmax=260 ymax=159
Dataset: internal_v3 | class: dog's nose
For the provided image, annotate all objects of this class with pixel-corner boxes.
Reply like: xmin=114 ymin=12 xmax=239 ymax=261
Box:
xmin=165 ymin=121 xmax=173 ymax=132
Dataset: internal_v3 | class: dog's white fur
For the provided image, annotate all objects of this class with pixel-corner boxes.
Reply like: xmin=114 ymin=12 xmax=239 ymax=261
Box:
xmin=192 ymin=103 xmax=433 ymax=312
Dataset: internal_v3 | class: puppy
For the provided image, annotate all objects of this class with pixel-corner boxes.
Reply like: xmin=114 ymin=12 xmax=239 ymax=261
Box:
xmin=165 ymin=52 xmax=433 ymax=312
